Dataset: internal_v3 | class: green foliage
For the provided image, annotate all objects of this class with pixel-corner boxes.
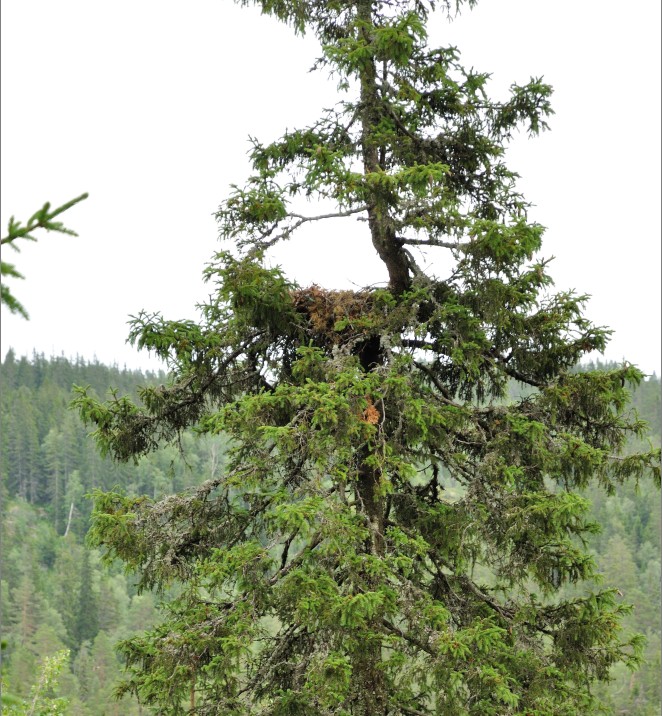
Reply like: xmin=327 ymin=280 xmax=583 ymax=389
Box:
xmin=0 ymin=355 xmax=659 ymax=713
xmin=0 ymin=353 xmax=170 ymax=520
xmin=0 ymin=495 xmax=161 ymax=715
xmin=1 ymin=194 xmax=88 ymax=319
xmin=0 ymin=354 xmax=236 ymax=714
xmin=13 ymin=1 xmax=662 ymax=714
xmin=75 ymin=548 xmax=100 ymax=647
xmin=84 ymin=42 xmax=655 ymax=716
xmin=4 ymin=649 xmax=70 ymax=716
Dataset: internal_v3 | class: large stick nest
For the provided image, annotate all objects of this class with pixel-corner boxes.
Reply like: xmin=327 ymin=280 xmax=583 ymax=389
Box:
xmin=290 ymin=285 xmax=377 ymax=346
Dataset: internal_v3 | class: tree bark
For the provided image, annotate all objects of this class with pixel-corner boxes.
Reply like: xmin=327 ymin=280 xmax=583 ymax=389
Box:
xmin=357 ymin=0 xmax=411 ymax=297
xmin=354 ymin=28 xmax=391 ymax=700
xmin=353 ymin=459 xmax=388 ymax=716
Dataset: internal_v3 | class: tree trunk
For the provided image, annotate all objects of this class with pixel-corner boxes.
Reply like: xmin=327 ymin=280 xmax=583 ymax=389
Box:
xmin=352 ymin=79 xmax=390 ymax=706
xmin=353 ymin=460 xmax=387 ymax=716
xmin=63 ymin=501 xmax=75 ymax=537
xmin=357 ymin=0 xmax=411 ymax=297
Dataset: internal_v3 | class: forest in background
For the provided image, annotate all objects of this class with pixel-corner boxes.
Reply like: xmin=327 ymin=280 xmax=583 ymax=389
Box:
xmin=0 ymin=351 xmax=659 ymax=714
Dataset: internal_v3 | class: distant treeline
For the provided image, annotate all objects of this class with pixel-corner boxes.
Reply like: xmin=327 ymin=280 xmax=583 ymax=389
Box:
xmin=0 ymin=350 xmax=227 ymax=537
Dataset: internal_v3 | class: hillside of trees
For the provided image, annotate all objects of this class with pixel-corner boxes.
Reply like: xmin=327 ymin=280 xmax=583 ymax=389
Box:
xmin=0 ymin=352 xmax=658 ymax=713
xmin=0 ymin=352 xmax=228 ymax=713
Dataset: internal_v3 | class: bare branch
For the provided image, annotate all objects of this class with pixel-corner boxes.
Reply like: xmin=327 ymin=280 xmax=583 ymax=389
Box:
xmin=400 ymin=236 xmax=471 ymax=250
xmin=268 ymin=534 xmax=322 ymax=586
xmin=257 ymin=206 xmax=368 ymax=252
xmin=413 ymin=360 xmax=457 ymax=404
xmin=381 ymin=618 xmax=436 ymax=656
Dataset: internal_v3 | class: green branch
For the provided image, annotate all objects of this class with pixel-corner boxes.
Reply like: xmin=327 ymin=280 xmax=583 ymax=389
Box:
xmin=1 ymin=192 xmax=88 ymax=319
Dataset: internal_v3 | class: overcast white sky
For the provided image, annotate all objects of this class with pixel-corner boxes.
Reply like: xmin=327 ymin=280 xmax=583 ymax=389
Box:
xmin=1 ymin=0 xmax=660 ymax=377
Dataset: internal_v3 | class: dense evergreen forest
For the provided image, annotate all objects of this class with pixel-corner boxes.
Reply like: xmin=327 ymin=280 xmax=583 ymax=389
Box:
xmin=0 ymin=352 xmax=228 ymax=713
xmin=0 ymin=352 xmax=659 ymax=713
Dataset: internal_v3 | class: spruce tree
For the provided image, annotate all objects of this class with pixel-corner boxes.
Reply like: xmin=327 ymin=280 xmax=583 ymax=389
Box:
xmin=74 ymin=548 xmax=100 ymax=648
xmin=74 ymin=2 xmax=660 ymax=714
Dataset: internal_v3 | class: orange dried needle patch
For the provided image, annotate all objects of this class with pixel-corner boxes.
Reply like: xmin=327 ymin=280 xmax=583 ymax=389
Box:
xmin=361 ymin=397 xmax=380 ymax=425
